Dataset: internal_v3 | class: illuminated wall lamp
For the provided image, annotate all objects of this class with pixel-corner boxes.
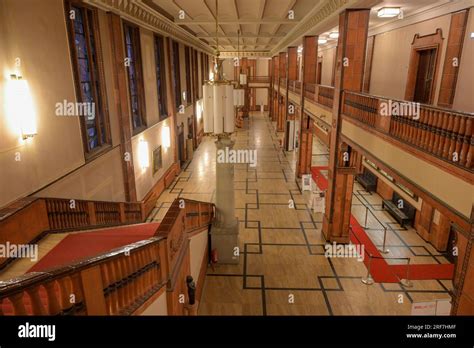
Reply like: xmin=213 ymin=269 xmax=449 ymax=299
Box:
xmin=318 ymin=38 xmax=328 ymax=44
xmin=138 ymin=139 xmax=149 ymax=169
xmin=329 ymin=32 xmax=339 ymax=39
xmin=162 ymin=125 xmax=171 ymax=149
xmin=7 ymin=74 xmax=37 ymax=140
xmin=377 ymin=7 xmax=401 ymax=18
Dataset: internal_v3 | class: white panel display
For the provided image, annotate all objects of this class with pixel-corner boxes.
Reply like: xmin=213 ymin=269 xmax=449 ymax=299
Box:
xmin=203 ymin=84 xmax=214 ymax=133
xmin=213 ymin=84 xmax=224 ymax=134
xmin=240 ymin=73 xmax=247 ymax=85
xmin=224 ymin=84 xmax=234 ymax=133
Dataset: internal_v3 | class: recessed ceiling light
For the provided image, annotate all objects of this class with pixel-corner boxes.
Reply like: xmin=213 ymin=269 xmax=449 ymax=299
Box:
xmin=377 ymin=7 xmax=401 ymax=18
xmin=471 ymin=32 xmax=474 ymax=39
xmin=318 ymin=39 xmax=327 ymax=44
xmin=329 ymin=32 xmax=339 ymax=39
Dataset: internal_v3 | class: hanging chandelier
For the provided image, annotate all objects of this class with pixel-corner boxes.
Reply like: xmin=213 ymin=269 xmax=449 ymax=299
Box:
xmin=202 ymin=0 xmax=235 ymax=134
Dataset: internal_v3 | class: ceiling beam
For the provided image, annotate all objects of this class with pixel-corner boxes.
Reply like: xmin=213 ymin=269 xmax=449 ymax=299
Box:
xmin=175 ymin=19 xmax=297 ymax=25
xmin=197 ymin=33 xmax=285 ymax=38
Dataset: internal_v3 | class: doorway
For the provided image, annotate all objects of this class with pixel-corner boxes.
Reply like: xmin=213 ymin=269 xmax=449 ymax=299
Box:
xmin=413 ymin=48 xmax=437 ymax=104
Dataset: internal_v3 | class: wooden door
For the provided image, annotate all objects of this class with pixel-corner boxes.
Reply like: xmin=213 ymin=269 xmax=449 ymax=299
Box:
xmin=414 ymin=48 xmax=437 ymax=104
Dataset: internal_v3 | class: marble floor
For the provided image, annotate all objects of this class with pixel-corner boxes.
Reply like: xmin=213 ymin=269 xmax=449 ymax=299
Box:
xmin=150 ymin=111 xmax=453 ymax=316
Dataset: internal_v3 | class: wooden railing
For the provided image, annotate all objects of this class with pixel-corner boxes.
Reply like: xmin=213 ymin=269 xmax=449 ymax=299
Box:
xmin=0 ymin=197 xmax=145 ymax=268
xmin=248 ymin=76 xmax=270 ymax=84
xmin=0 ymin=198 xmax=215 ymax=316
xmin=342 ymin=91 xmax=474 ymax=171
xmin=317 ymin=85 xmax=335 ymax=108
xmin=288 ymin=80 xmax=302 ymax=93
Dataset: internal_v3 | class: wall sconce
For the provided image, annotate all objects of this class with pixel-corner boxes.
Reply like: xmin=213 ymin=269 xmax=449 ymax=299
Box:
xmin=182 ymin=91 xmax=187 ymax=102
xmin=162 ymin=125 xmax=171 ymax=149
xmin=196 ymin=100 xmax=203 ymax=121
xmin=377 ymin=7 xmax=401 ymax=18
xmin=7 ymin=74 xmax=37 ymax=140
xmin=138 ymin=139 xmax=149 ymax=169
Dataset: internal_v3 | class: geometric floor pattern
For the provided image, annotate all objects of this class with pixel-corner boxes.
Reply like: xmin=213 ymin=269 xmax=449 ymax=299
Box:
xmin=151 ymin=112 xmax=453 ymax=315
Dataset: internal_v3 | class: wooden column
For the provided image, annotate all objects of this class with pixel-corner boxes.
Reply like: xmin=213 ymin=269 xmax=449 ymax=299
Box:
xmin=296 ymin=36 xmax=318 ymax=178
xmin=452 ymin=206 xmax=474 ymax=315
xmin=322 ymin=9 xmax=370 ymax=243
xmin=438 ymin=9 xmax=469 ymax=108
xmin=272 ymin=55 xmax=279 ymax=122
xmin=108 ymin=13 xmax=137 ymax=202
xmin=241 ymin=57 xmax=250 ymax=117
xmin=277 ymin=52 xmax=287 ymax=132
xmin=284 ymin=47 xmax=298 ymax=148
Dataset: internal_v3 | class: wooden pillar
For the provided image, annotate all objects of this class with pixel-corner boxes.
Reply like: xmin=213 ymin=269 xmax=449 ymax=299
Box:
xmin=108 ymin=13 xmax=137 ymax=202
xmin=241 ymin=57 xmax=250 ymax=117
xmin=284 ymin=47 xmax=298 ymax=148
xmin=272 ymin=56 xmax=279 ymax=122
xmin=296 ymin=36 xmax=318 ymax=178
xmin=277 ymin=52 xmax=287 ymax=132
xmin=322 ymin=9 xmax=370 ymax=243
xmin=452 ymin=206 xmax=474 ymax=315
xmin=438 ymin=9 xmax=470 ymax=108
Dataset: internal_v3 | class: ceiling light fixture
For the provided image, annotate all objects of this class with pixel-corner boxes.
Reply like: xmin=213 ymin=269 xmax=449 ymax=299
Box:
xmin=329 ymin=32 xmax=339 ymax=39
xmin=318 ymin=38 xmax=327 ymax=44
xmin=377 ymin=7 xmax=401 ymax=18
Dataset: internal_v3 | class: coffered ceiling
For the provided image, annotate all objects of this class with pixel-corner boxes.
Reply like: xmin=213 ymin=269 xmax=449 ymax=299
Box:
xmin=147 ymin=0 xmax=321 ymax=53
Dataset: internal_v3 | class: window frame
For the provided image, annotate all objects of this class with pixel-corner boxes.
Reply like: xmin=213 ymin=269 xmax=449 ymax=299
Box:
xmin=64 ymin=0 xmax=112 ymax=159
xmin=123 ymin=20 xmax=147 ymax=135
xmin=171 ymin=40 xmax=182 ymax=111
xmin=153 ymin=34 xmax=168 ymax=121
xmin=184 ymin=46 xmax=192 ymax=106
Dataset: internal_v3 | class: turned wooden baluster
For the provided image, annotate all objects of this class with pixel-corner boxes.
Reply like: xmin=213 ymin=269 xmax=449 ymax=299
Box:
xmin=422 ymin=109 xmax=433 ymax=151
xmin=129 ymin=252 xmax=139 ymax=302
xmin=100 ymin=264 xmax=113 ymax=315
xmin=442 ymin=113 xmax=454 ymax=159
xmin=112 ymin=258 xmax=125 ymax=312
xmin=466 ymin=122 xmax=474 ymax=169
xmin=26 ymin=286 xmax=47 ymax=315
xmin=135 ymin=250 xmax=146 ymax=298
xmin=455 ymin=117 xmax=467 ymax=166
xmin=402 ymin=114 xmax=410 ymax=141
xmin=70 ymin=273 xmax=84 ymax=313
xmin=44 ymin=280 xmax=61 ymax=315
xmin=436 ymin=112 xmax=449 ymax=157
xmin=449 ymin=115 xmax=461 ymax=163
xmin=9 ymin=293 xmax=27 ymax=315
xmin=414 ymin=108 xmax=425 ymax=147
xmin=432 ymin=111 xmax=442 ymax=155
xmin=119 ymin=257 xmax=132 ymax=308
xmin=145 ymin=247 xmax=155 ymax=291
xmin=460 ymin=117 xmax=472 ymax=167
xmin=407 ymin=114 xmax=416 ymax=144
xmin=107 ymin=261 xmax=120 ymax=315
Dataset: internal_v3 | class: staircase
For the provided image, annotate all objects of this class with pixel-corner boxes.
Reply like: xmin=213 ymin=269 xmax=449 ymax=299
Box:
xmin=0 ymin=198 xmax=214 ymax=316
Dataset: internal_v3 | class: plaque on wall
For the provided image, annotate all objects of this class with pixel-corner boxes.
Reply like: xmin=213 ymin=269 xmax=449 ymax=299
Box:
xmin=153 ymin=146 xmax=163 ymax=175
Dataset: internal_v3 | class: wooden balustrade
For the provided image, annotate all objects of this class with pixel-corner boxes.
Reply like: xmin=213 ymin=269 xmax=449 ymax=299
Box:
xmin=0 ymin=197 xmax=215 ymax=316
xmin=0 ymin=237 xmax=164 ymax=316
xmin=341 ymin=91 xmax=474 ymax=171
xmin=317 ymin=85 xmax=335 ymax=109
xmin=0 ymin=197 xmax=146 ymax=269
xmin=342 ymin=91 xmax=378 ymax=127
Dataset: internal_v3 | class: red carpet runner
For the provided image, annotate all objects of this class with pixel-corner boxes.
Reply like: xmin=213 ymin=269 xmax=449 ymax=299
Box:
xmin=29 ymin=223 xmax=160 ymax=272
xmin=310 ymin=166 xmax=454 ymax=283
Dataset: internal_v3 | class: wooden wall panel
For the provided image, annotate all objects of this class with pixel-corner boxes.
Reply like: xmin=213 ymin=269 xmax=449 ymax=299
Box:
xmin=375 ymin=178 xmax=393 ymax=201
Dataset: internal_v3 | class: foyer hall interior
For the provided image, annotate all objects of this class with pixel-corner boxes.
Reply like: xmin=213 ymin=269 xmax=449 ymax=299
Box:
xmin=0 ymin=0 xmax=473 ymax=316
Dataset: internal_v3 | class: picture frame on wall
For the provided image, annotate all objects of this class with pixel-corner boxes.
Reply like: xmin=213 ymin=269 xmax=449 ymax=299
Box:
xmin=153 ymin=146 xmax=162 ymax=175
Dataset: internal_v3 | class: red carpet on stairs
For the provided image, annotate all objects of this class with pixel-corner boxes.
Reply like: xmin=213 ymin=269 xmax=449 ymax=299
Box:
xmin=310 ymin=166 xmax=454 ymax=283
xmin=29 ymin=223 xmax=160 ymax=273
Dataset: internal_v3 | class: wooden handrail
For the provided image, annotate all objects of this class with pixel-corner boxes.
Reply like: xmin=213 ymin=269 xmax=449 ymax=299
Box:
xmin=0 ymin=198 xmax=215 ymax=316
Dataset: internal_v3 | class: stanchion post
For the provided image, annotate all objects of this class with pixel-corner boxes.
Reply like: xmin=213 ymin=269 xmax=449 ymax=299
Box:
xmin=361 ymin=253 xmax=374 ymax=285
xmin=378 ymin=226 xmax=390 ymax=254
xmin=400 ymin=258 xmax=413 ymax=288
